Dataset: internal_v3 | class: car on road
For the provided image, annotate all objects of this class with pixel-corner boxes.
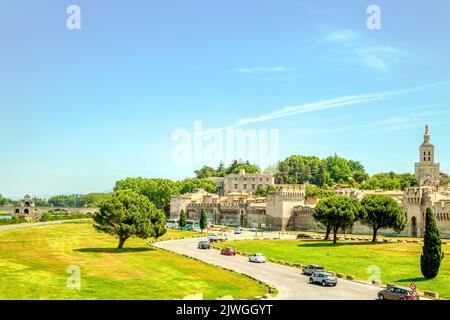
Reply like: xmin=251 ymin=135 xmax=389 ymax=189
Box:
xmin=249 ymin=253 xmax=266 ymax=263
xmin=377 ymin=286 xmax=420 ymax=300
xmin=221 ymin=247 xmax=236 ymax=256
xmin=302 ymin=265 xmax=325 ymax=276
xmin=249 ymin=228 xmax=257 ymax=232
xmin=234 ymin=228 xmax=242 ymax=234
xmin=208 ymin=233 xmax=228 ymax=242
xmin=296 ymin=234 xmax=313 ymax=239
xmin=216 ymin=233 xmax=228 ymax=242
xmin=309 ymin=272 xmax=337 ymax=287
xmin=197 ymin=241 xmax=210 ymax=249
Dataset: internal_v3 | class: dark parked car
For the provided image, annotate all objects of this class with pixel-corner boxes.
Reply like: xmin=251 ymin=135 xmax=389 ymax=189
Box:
xmin=378 ymin=286 xmax=419 ymax=300
xmin=309 ymin=272 xmax=337 ymax=287
xmin=296 ymin=234 xmax=313 ymax=239
xmin=221 ymin=247 xmax=236 ymax=256
xmin=302 ymin=265 xmax=325 ymax=276
xmin=198 ymin=241 xmax=210 ymax=249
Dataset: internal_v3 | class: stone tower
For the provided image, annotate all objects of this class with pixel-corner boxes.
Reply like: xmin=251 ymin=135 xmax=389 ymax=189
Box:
xmin=402 ymin=187 xmax=432 ymax=237
xmin=415 ymin=125 xmax=440 ymax=187
xmin=14 ymin=195 xmax=38 ymax=220
xmin=265 ymin=184 xmax=306 ymax=230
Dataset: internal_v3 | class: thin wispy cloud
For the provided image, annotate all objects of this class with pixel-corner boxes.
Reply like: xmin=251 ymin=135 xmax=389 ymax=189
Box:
xmin=319 ymin=29 xmax=406 ymax=72
xmin=295 ymin=101 xmax=450 ymax=137
xmin=197 ymin=81 xmax=448 ymax=137
xmin=235 ymin=82 xmax=445 ymax=126
xmin=234 ymin=66 xmax=288 ymax=73
xmin=319 ymin=30 xmax=359 ymax=43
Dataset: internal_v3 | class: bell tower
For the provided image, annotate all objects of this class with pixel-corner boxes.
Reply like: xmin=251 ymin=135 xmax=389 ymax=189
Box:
xmin=415 ymin=124 xmax=440 ymax=187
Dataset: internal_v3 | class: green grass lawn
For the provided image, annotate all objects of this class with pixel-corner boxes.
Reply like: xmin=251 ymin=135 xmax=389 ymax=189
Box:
xmin=217 ymin=239 xmax=450 ymax=299
xmin=0 ymin=224 xmax=267 ymax=300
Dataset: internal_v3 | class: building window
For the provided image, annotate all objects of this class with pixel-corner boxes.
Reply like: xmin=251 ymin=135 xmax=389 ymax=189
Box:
xmin=234 ymin=184 xmax=238 ymax=189
xmin=243 ymin=184 xmax=247 ymax=189
xmin=252 ymin=184 xmax=255 ymax=189
xmin=424 ymin=157 xmax=426 ymax=161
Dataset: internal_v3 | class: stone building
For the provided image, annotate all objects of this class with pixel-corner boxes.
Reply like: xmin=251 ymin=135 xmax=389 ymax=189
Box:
xmin=169 ymin=183 xmax=305 ymax=230
xmin=14 ymin=195 xmax=39 ymax=220
xmin=222 ymin=169 xmax=275 ymax=195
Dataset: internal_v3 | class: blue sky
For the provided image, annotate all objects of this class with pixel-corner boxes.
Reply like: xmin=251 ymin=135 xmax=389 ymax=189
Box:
xmin=1 ymin=0 xmax=450 ymax=198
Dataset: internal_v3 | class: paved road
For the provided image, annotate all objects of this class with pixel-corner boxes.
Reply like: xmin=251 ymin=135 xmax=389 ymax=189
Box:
xmin=0 ymin=219 xmax=91 ymax=232
xmin=154 ymin=232 xmax=382 ymax=300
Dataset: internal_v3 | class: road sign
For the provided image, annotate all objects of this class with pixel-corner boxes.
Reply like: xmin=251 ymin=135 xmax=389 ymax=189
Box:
xmin=410 ymin=283 xmax=417 ymax=297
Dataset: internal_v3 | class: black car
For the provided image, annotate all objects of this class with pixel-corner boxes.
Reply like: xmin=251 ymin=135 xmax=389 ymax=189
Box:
xmin=296 ymin=234 xmax=313 ymax=239
xmin=198 ymin=241 xmax=210 ymax=249
xmin=302 ymin=265 xmax=325 ymax=276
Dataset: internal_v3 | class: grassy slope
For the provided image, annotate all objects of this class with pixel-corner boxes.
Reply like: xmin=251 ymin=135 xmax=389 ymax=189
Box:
xmin=217 ymin=239 xmax=450 ymax=298
xmin=0 ymin=224 xmax=266 ymax=300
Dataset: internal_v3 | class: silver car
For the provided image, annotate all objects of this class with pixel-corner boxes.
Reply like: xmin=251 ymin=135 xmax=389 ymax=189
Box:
xmin=309 ymin=272 xmax=337 ymax=287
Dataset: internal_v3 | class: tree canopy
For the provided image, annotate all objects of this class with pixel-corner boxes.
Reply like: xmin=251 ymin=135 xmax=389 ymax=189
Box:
xmin=93 ymin=190 xmax=166 ymax=248
xmin=312 ymin=195 xmax=362 ymax=244
xmin=275 ymin=155 xmax=368 ymax=187
xmin=47 ymin=193 xmax=109 ymax=208
xmin=360 ymin=172 xmax=419 ymax=190
xmin=194 ymin=160 xmax=260 ymax=178
xmin=305 ymin=185 xmax=335 ymax=200
xmin=114 ymin=177 xmax=219 ymax=213
xmin=360 ymin=195 xmax=406 ymax=242
xmin=0 ymin=194 xmax=8 ymax=206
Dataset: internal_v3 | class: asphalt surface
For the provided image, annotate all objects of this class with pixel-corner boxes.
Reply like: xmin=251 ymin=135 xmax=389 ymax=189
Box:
xmin=154 ymin=232 xmax=382 ymax=300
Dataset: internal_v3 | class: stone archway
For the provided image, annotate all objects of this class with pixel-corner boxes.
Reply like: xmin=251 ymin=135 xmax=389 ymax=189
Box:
xmin=24 ymin=209 xmax=29 ymax=215
xmin=15 ymin=209 xmax=20 ymax=214
xmin=411 ymin=216 xmax=418 ymax=237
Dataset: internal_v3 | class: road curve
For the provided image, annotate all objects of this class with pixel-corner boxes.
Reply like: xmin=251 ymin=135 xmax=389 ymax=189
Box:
xmin=154 ymin=234 xmax=382 ymax=300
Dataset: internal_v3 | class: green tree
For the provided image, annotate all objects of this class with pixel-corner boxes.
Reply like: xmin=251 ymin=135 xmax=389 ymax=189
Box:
xmin=312 ymin=196 xmax=361 ymax=244
xmin=254 ymin=186 xmax=276 ymax=197
xmin=178 ymin=178 xmax=217 ymax=194
xmin=194 ymin=166 xmax=216 ymax=179
xmin=151 ymin=209 xmax=167 ymax=241
xmin=0 ymin=194 xmax=7 ymax=206
xmin=305 ymin=185 xmax=335 ymax=200
xmin=114 ymin=178 xmax=178 ymax=214
xmin=324 ymin=155 xmax=353 ymax=184
xmin=360 ymin=195 xmax=406 ymax=242
xmin=93 ymin=190 xmax=165 ymax=249
xmin=79 ymin=193 xmax=109 ymax=207
xmin=48 ymin=194 xmax=84 ymax=207
xmin=361 ymin=172 xmax=418 ymax=191
xmin=179 ymin=209 xmax=187 ymax=229
xmin=34 ymin=198 xmax=49 ymax=207
xmin=200 ymin=209 xmax=207 ymax=233
xmin=228 ymin=163 xmax=260 ymax=175
xmin=421 ymin=208 xmax=444 ymax=279
xmin=443 ymin=177 xmax=450 ymax=185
